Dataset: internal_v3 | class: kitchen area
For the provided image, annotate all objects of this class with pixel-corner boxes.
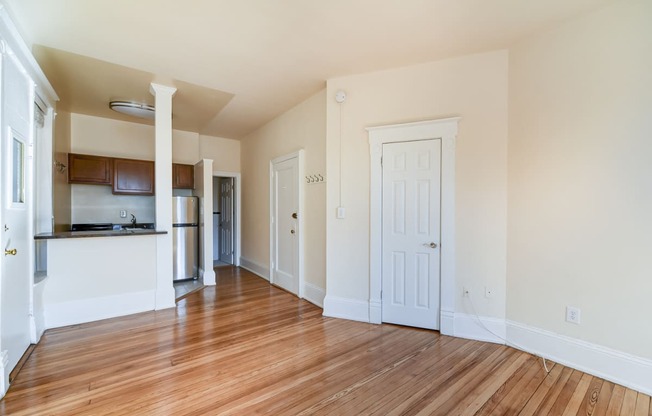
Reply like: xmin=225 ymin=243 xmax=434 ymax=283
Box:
xmin=18 ymin=44 xmax=241 ymax=336
xmin=35 ymin=105 xmax=221 ymax=330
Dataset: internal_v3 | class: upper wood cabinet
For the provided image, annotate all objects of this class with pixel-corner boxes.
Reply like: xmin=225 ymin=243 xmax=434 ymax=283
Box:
xmin=68 ymin=153 xmax=112 ymax=185
xmin=173 ymin=163 xmax=194 ymax=189
xmin=113 ymin=158 xmax=155 ymax=195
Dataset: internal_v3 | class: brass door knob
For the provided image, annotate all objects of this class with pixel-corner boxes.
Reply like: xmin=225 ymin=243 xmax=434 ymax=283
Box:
xmin=292 ymin=213 xmax=298 ymax=219
xmin=5 ymin=248 xmax=17 ymax=256
xmin=290 ymin=229 xmax=295 ymax=234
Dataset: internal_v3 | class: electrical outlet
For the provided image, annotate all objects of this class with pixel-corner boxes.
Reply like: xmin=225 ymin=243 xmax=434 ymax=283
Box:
xmin=566 ymin=306 xmax=581 ymax=324
xmin=462 ymin=287 xmax=470 ymax=297
xmin=119 ymin=210 xmax=127 ymax=218
xmin=484 ymin=287 xmax=493 ymax=298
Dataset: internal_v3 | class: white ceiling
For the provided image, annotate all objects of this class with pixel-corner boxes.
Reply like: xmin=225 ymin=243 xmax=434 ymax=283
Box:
xmin=4 ymin=0 xmax=613 ymax=139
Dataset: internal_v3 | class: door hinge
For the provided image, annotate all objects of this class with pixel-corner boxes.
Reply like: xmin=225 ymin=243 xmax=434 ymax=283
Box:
xmin=380 ymin=156 xmax=383 ymax=167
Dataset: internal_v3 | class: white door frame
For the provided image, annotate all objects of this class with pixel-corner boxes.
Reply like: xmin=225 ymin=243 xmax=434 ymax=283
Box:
xmin=367 ymin=118 xmax=459 ymax=336
xmin=213 ymin=171 xmax=241 ymax=267
xmin=269 ymin=150 xmax=305 ymax=298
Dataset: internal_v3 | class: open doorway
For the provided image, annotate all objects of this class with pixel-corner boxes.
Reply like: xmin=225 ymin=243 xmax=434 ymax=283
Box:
xmin=212 ymin=172 xmax=241 ymax=268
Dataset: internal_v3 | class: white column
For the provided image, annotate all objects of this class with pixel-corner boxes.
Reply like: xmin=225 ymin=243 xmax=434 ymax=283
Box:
xmin=150 ymin=83 xmax=177 ymax=310
xmin=199 ymin=159 xmax=216 ymax=285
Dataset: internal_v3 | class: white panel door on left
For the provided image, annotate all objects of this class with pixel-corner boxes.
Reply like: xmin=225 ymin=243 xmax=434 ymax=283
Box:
xmin=381 ymin=139 xmax=441 ymax=329
xmin=1 ymin=51 xmax=34 ymax=389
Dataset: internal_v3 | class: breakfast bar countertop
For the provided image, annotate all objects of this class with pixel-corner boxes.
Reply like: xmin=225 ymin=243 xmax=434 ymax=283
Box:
xmin=34 ymin=229 xmax=167 ymax=240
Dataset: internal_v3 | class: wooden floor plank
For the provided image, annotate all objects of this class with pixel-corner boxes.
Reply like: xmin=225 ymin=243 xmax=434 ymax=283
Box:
xmin=562 ymin=373 xmax=594 ymax=415
xmin=621 ymin=388 xmax=639 ymax=415
xmin=635 ymin=394 xmax=651 ymax=416
xmin=0 ymin=266 xmax=645 ymax=416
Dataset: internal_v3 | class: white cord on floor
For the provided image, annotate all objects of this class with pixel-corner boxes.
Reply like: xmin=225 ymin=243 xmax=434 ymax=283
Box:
xmin=464 ymin=293 xmax=551 ymax=374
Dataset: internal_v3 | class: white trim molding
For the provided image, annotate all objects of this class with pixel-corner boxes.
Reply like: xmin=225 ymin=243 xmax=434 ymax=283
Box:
xmin=454 ymin=312 xmax=506 ymax=345
xmin=240 ymin=257 xmax=269 ymax=281
xmin=303 ymin=282 xmax=326 ymax=308
xmin=323 ymin=296 xmax=370 ymax=322
xmin=507 ymin=320 xmax=652 ymax=396
xmin=44 ymin=290 xmax=157 ymax=329
xmin=0 ymin=350 xmax=8 ymax=397
xmin=366 ymin=117 xmax=460 ymax=335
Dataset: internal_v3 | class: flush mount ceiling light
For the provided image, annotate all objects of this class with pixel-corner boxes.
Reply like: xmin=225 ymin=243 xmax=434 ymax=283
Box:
xmin=109 ymin=101 xmax=155 ymax=119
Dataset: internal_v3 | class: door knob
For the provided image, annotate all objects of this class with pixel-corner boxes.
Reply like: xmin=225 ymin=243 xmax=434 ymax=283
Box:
xmin=423 ymin=242 xmax=437 ymax=249
xmin=290 ymin=229 xmax=295 ymax=234
xmin=5 ymin=248 xmax=17 ymax=256
xmin=292 ymin=213 xmax=298 ymax=219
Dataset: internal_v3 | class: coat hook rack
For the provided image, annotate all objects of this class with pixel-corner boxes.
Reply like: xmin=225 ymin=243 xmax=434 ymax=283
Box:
xmin=305 ymin=173 xmax=326 ymax=184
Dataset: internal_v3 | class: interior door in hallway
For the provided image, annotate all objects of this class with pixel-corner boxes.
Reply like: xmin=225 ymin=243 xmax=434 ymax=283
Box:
xmin=270 ymin=156 xmax=299 ymax=295
xmin=219 ymin=177 xmax=234 ymax=264
xmin=1 ymin=51 xmax=34 ymax=391
xmin=382 ymin=139 xmax=441 ymax=329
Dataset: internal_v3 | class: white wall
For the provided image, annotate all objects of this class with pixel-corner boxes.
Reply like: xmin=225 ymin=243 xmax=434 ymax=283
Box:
xmin=240 ymin=90 xmax=327 ymax=293
xmin=507 ymin=0 xmax=652 ymax=359
xmin=325 ymin=51 xmax=509 ymax=319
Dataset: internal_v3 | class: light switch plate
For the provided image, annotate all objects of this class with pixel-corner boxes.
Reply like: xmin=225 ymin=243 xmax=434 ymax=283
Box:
xmin=120 ymin=210 xmax=127 ymax=218
xmin=336 ymin=206 xmax=346 ymax=219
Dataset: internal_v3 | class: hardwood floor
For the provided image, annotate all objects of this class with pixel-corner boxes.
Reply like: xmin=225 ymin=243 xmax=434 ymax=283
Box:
xmin=1 ymin=266 xmax=648 ymax=415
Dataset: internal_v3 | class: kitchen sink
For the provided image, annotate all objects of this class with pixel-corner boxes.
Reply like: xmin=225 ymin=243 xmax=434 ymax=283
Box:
xmin=115 ymin=223 xmax=155 ymax=231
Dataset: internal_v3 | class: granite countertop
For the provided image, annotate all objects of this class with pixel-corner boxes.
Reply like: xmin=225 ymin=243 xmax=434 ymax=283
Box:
xmin=34 ymin=229 xmax=167 ymax=240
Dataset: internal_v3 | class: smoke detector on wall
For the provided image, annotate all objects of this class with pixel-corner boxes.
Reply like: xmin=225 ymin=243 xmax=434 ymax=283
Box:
xmin=109 ymin=101 xmax=155 ymax=119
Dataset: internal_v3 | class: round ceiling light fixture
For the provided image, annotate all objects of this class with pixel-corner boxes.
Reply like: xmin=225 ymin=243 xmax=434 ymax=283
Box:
xmin=109 ymin=101 xmax=155 ymax=119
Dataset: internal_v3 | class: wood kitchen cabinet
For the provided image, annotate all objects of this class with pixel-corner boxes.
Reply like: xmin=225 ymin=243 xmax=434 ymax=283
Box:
xmin=113 ymin=158 xmax=155 ymax=195
xmin=68 ymin=153 xmax=112 ymax=185
xmin=172 ymin=163 xmax=194 ymax=189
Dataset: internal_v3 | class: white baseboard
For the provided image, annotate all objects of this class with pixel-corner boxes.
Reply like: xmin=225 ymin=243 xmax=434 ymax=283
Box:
xmin=0 ymin=350 xmax=8 ymax=398
xmin=45 ymin=290 xmax=156 ymax=329
xmin=239 ymin=257 xmax=269 ymax=280
xmin=201 ymin=267 xmax=216 ymax=286
xmin=323 ymin=295 xmax=369 ymax=323
xmin=440 ymin=309 xmax=455 ymax=337
xmin=454 ymin=312 xmax=506 ymax=345
xmin=507 ymin=320 xmax=652 ymax=396
xmin=303 ymin=282 xmax=326 ymax=308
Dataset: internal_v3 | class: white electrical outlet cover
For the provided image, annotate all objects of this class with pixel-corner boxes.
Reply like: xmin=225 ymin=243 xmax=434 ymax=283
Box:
xmin=566 ymin=306 xmax=581 ymax=324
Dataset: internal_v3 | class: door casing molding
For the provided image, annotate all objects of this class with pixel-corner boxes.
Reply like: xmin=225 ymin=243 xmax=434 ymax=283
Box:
xmin=269 ymin=150 xmax=305 ymax=298
xmin=367 ymin=118 xmax=459 ymax=335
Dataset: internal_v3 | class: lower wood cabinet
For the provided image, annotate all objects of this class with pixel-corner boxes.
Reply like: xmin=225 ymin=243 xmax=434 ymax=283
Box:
xmin=113 ymin=158 xmax=155 ymax=195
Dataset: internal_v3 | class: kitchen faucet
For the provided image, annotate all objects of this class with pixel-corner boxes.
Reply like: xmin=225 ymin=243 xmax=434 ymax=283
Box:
xmin=131 ymin=214 xmax=137 ymax=227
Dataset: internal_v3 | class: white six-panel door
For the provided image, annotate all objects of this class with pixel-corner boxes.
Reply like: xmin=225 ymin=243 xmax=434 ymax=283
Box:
xmin=219 ymin=178 xmax=234 ymax=264
xmin=271 ymin=156 xmax=299 ymax=295
xmin=382 ymin=139 xmax=441 ymax=329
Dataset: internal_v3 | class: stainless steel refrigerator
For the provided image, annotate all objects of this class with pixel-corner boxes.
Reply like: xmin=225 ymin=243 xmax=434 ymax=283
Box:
xmin=173 ymin=196 xmax=199 ymax=281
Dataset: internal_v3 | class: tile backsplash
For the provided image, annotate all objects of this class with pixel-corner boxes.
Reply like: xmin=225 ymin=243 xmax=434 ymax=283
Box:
xmin=71 ymin=184 xmax=155 ymax=225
